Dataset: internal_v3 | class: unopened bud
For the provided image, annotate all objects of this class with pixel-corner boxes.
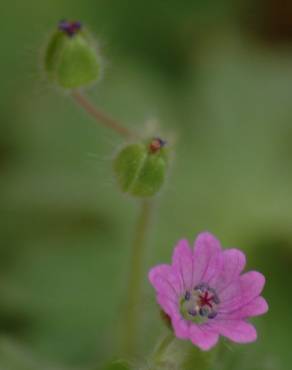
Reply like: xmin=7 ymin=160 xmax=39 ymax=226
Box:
xmin=44 ymin=20 xmax=101 ymax=89
xmin=113 ymin=138 xmax=168 ymax=198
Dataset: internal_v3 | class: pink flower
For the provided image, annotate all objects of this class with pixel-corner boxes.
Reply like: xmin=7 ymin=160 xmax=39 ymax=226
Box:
xmin=149 ymin=232 xmax=268 ymax=351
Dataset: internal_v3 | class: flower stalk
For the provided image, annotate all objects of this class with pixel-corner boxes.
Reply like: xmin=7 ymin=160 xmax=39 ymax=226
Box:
xmin=71 ymin=90 xmax=136 ymax=139
xmin=123 ymin=200 xmax=153 ymax=356
xmin=151 ymin=333 xmax=174 ymax=365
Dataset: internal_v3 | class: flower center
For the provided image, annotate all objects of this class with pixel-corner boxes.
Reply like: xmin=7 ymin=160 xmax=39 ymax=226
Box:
xmin=180 ymin=283 xmax=220 ymax=324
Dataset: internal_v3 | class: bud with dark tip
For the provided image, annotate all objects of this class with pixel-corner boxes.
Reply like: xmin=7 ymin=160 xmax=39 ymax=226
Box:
xmin=44 ymin=20 xmax=101 ymax=89
xmin=113 ymin=137 xmax=168 ymax=198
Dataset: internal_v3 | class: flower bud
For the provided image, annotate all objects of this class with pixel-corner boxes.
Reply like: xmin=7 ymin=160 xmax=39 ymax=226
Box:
xmin=113 ymin=138 xmax=168 ymax=198
xmin=44 ymin=20 xmax=101 ymax=89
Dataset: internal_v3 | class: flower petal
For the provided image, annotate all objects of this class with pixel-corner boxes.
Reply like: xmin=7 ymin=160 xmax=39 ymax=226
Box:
xmin=157 ymin=294 xmax=178 ymax=317
xmin=192 ymin=232 xmax=222 ymax=286
xmin=189 ymin=324 xmax=219 ymax=350
xmin=212 ymin=249 xmax=246 ymax=292
xmin=220 ymin=271 xmax=266 ymax=311
xmin=148 ymin=264 xmax=182 ymax=300
xmin=172 ymin=316 xmax=190 ymax=339
xmin=172 ymin=239 xmax=193 ymax=290
xmin=211 ymin=320 xmax=257 ymax=343
xmin=220 ymin=296 xmax=268 ymax=319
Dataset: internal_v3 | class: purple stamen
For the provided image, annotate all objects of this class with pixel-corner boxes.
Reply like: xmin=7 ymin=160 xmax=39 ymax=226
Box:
xmin=188 ymin=309 xmax=197 ymax=316
xmin=185 ymin=291 xmax=191 ymax=300
xmin=194 ymin=283 xmax=208 ymax=292
xmin=208 ymin=311 xmax=218 ymax=319
xmin=199 ymin=307 xmax=209 ymax=317
xmin=59 ymin=20 xmax=82 ymax=37
xmin=212 ymin=294 xmax=220 ymax=305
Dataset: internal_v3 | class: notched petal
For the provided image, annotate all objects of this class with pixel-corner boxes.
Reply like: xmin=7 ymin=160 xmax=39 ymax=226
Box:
xmin=149 ymin=264 xmax=182 ymax=299
xmin=220 ymin=271 xmax=266 ymax=311
xmin=172 ymin=317 xmax=190 ymax=339
xmin=189 ymin=324 xmax=219 ymax=350
xmin=172 ymin=239 xmax=193 ymax=290
xmin=192 ymin=232 xmax=222 ymax=286
xmin=214 ymin=249 xmax=246 ymax=292
xmin=220 ymin=296 xmax=269 ymax=319
xmin=211 ymin=320 xmax=257 ymax=343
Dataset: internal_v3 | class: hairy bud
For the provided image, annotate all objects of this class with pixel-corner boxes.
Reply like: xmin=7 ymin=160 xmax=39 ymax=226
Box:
xmin=113 ymin=138 xmax=168 ymax=198
xmin=44 ymin=20 xmax=101 ymax=89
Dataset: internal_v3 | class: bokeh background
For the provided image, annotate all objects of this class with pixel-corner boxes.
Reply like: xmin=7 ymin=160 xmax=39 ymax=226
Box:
xmin=1 ymin=0 xmax=292 ymax=369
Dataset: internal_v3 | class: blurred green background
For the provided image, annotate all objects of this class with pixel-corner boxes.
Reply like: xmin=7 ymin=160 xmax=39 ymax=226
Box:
xmin=1 ymin=0 xmax=292 ymax=369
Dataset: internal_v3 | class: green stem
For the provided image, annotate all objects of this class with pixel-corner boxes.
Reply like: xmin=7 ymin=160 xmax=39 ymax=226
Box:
xmin=71 ymin=90 xmax=137 ymax=139
xmin=123 ymin=200 xmax=152 ymax=356
xmin=152 ymin=333 xmax=174 ymax=364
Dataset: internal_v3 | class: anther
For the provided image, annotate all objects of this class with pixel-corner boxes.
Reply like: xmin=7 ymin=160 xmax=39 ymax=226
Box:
xmin=199 ymin=307 xmax=209 ymax=317
xmin=185 ymin=291 xmax=191 ymax=300
xmin=208 ymin=311 xmax=218 ymax=319
xmin=194 ymin=283 xmax=208 ymax=292
xmin=59 ymin=20 xmax=82 ymax=37
xmin=212 ymin=295 xmax=220 ymax=305
xmin=188 ymin=309 xmax=197 ymax=316
xmin=149 ymin=138 xmax=166 ymax=153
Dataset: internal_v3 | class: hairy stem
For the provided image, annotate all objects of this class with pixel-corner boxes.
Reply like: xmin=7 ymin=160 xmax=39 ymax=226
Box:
xmin=71 ymin=90 xmax=136 ymax=138
xmin=152 ymin=333 xmax=174 ymax=364
xmin=123 ymin=200 xmax=153 ymax=356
